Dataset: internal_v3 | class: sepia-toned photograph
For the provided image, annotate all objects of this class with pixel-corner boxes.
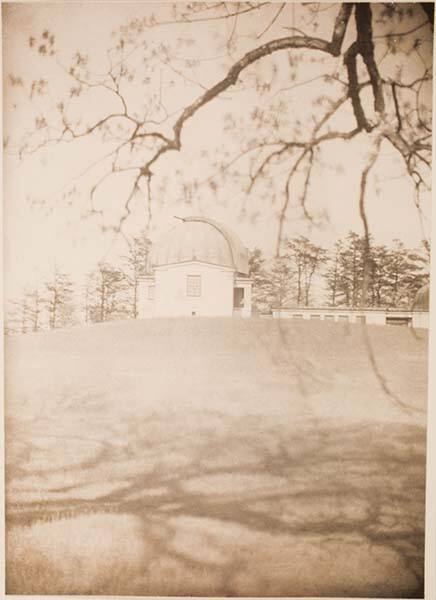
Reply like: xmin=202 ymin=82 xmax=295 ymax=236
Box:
xmin=2 ymin=1 xmax=433 ymax=597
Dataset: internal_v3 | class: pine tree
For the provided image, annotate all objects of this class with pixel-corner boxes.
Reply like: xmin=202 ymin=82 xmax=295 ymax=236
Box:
xmin=325 ymin=242 xmax=342 ymax=307
xmin=86 ymin=263 xmax=130 ymax=323
xmin=384 ymin=241 xmax=428 ymax=307
xmin=286 ymin=236 xmax=327 ymax=306
xmin=333 ymin=232 xmax=367 ymax=307
xmin=268 ymin=255 xmax=295 ymax=309
xmin=248 ymin=247 xmax=271 ymax=314
xmin=121 ymin=232 xmax=151 ymax=319
xmin=324 ymin=235 xmax=430 ymax=309
xmin=367 ymin=244 xmax=390 ymax=308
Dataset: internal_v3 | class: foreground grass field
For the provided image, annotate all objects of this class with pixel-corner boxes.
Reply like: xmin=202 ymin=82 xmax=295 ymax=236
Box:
xmin=5 ymin=318 xmax=428 ymax=597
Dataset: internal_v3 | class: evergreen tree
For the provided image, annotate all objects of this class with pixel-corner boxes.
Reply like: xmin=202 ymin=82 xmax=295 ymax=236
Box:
xmin=286 ymin=236 xmax=327 ymax=306
xmin=86 ymin=263 xmax=130 ymax=323
xmin=121 ymin=232 xmax=151 ymax=319
xmin=267 ymin=255 xmax=295 ymax=309
xmin=248 ymin=247 xmax=271 ymax=314
xmin=367 ymin=244 xmax=391 ymax=308
xmin=333 ymin=232 xmax=367 ymax=307
xmin=325 ymin=242 xmax=342 ymax=307
xmin=324 ymin=234 xmax=430 ymax=308
xmin=384 ymin=241 xmax=428 ymax=308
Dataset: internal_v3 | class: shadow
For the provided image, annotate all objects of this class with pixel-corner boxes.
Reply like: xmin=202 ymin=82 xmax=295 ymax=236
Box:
xmin=5 ymin=318 xmax=428 ymax=597
xmin=6 ymin=413 xmax=426 ymax=597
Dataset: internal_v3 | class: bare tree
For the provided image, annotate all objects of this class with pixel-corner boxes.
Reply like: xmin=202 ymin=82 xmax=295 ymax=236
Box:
xmin=5 ymin=296 xmax=29 ymax=335
xmin=44 ymin=268 xmax=75 ymax=329
xmin=5 ymin=287 xmax=44 ymax=335
xmin=25 ymin=289 xmax=43 ymax=332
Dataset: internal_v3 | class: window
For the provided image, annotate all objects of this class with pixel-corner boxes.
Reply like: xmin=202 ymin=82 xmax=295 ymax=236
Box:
xmin=292 ymin=314 xmax=303 ymax=319
xmin=324 ymin=315 xmax=335 ymax=321
xmin=187 ymin=275 xmax=201 ymax=297
xmin=148 ymin=285 xmax=155 ymax=300
xmin=338 ymin=315 xmax=349 ymax=322
xmin=356 ymin=315 xmax=366 ymax=324
xmin=310 ymin=314 xmax=321 ymax=320
xmin=386 ymin=316 xmax=411 ymax=327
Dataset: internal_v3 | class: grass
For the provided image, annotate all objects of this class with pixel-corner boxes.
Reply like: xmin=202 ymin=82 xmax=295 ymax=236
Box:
xmin=5 ymin=317 xmax=428 ymax=596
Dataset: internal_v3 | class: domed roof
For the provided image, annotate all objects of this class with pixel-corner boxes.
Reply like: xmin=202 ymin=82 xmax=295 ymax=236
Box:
xmin=413 ymin=284 xmax=429 ymax=310
xmin=148 ymin=216 xmax=249 ymax=275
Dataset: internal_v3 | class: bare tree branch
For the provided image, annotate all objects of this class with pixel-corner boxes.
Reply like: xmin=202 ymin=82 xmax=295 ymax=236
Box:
xmin=11 ymin=2 xmax=431 ymax=239
xmin=138 ymin=3 xmax=353 ymax=178
xmin=391 ymin=83 xmax=402 ymax=132
xmin=355 ymin=4 xmax=385 ymax=115
xmin=256 ymin=3 xmax=286 ymax=39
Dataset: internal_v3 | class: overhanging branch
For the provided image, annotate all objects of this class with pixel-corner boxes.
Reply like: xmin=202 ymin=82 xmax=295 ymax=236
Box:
xmin=140 ymin=4 xmax=353 ymax=176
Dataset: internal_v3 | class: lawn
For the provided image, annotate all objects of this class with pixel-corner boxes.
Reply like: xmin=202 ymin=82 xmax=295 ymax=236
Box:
xmin=4 ymin=317 xmax=428 ymax=597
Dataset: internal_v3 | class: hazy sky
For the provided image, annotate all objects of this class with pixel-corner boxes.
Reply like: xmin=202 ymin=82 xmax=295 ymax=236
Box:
xmin=3 ymin=2 xmax=433 ymax=298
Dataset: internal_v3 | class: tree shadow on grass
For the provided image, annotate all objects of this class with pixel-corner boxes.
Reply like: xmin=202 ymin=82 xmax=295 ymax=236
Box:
xmin=5 ymin=318 xmax=428 ymax=596
xmin=6 ymin=413 xmax=426 ymax=597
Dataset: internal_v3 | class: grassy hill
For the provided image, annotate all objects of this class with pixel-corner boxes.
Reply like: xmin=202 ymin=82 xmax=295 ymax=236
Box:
xmin=5 ymin=318 xmax=428 ymax=597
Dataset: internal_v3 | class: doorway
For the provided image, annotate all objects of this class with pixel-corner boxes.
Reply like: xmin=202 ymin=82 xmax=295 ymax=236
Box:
xmin=233 ymin=287 xmax=244 ymax=308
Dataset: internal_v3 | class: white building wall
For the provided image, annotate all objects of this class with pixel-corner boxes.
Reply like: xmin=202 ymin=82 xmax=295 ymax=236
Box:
xmin=365 ymin=312 xmax=387 ymax=325
xmin=137 ymin=276 xmax=155 ymax=319
xmin=153 ymin=262 xmax=235 ymax=317
xmin=412 ymin=311 xmax=429 ymax=329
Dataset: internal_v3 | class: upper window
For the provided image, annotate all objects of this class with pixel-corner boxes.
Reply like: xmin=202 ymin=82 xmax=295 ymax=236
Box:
xmin=187 ymin=275 xmax=201 ymax=297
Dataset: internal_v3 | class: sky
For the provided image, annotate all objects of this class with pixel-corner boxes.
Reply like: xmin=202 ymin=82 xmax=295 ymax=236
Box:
xmin=2 ymin=1 xmax=433 ymax=299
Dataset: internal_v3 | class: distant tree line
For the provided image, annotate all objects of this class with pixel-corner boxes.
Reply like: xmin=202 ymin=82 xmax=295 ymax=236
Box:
xmin=5 ymin=233 xmax=150 ymax=335
xmin=4 ymin=231 xmax=429 ymax=334
xmin=249 ymin=233 xmax=430 ymax=314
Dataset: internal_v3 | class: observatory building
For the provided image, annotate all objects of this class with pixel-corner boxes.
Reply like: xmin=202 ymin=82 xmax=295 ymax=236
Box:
xmin=138 ymin=216 xmax=252 ymax=318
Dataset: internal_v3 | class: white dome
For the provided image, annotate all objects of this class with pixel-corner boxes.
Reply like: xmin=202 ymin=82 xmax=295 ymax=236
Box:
xmin=149 ymin=216 xmax=249 ymax=275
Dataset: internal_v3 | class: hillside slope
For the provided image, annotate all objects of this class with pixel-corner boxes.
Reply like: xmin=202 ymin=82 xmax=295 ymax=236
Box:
xmin=5 ymin=318 xmax=429 ymax=597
